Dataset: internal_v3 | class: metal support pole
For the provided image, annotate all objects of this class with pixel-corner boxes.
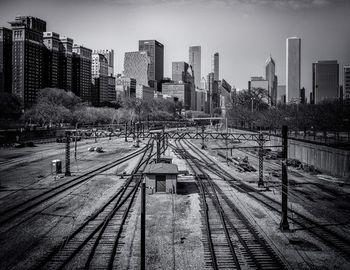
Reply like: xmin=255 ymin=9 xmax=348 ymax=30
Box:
xmin=162 ymin=129 xmax=165 ymax=150
xmin=136 ymin=124 xmax=140 ymax=148
xmin=94 ymin=130 xmax=97 ymax=143
xmin=280 ymin=125 xmax=290 ymax=231
xmin=125 ymin=122 xmax=128 ymax=142
xmin=258 ymin=132 xmax=264 ymax=187
xmin=201 ymin=125 xmax=205 ymax=149
xmin=141 ymin=181 xmax=146 ymax=270
xmin=74 ymin=123 xmax=78 ymax=160
xmin=225 ymin=135 xmax=228 ymax=165
xmin=156 ymin=133 xmax=161 ymax=162
xmin=65 ymin=131 xmax=71 ymax=176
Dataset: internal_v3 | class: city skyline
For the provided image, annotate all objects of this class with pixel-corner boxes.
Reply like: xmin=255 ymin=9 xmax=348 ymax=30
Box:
xmin=0 ymin=0 xmax=349 ymax=96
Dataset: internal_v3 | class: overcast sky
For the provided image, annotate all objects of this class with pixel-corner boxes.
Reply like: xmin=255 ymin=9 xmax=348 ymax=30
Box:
xmin=1 ymin=0 xmax=350 ymax=95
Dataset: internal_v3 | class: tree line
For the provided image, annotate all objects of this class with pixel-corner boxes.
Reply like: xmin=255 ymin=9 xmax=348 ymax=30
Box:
xmin=227 ymin=88 xmax=350 ymax=134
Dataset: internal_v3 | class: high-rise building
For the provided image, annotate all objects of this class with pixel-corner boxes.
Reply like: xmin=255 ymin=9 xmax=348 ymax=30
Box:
xmin=10 ymin=16 xmax=47 ymax=108
xmin=0 ymin=27 xmax=12 ymax=93
xmin=343 ymin=65 xmax=350 ymax=100
xmin=92 ymin=53 xmax=108 ymax=78
xmin=248 ymin=76 xmax=269 ymax=93
xmin=195 ymin=88 xmax=206 ymax=112
xmin=219 ymin=79 xmax=232 ymax=117
xmin=59 ymin=36 xmax=73 ymax=92
xmin=72 ymin=45 xmax=92 ymax=103
xmin=136 ymin=84 xmax=154 ymax=101
xmin=116 ymin=77 xmax=136 ymax=98
xmin=212 ymin=52 xmax=219 ymax=81
xmin=312 ymin=60 xmax=339 ymax=104
xmin=124 ymin=51 xmax=150 ymax=87
xmin=172 ymin=61 xmax=189 ymax=82
xmin=206 ymin=72 xmax=215 ymax=114
xmin=93 ymin=49 xmax=114 ymax=76
xmin=43 ymin=33 xmax=73 ymax=92
xmin=91 ymin=53 xmax=110 ymax=106
xmin=162 ymin=82 xmax=192 ymax=110
xmin=201 ymin=76 xmax=207 ymax=91
xmin=139 ymin=40 xmax=164 ymax=91
xmin=300 ymin=87 xmax=306 ymax=104
xmin=286 ymin=37 xmax=301 ymax=103
xmin=265 ymin=55 xmax=277 ymax=105
xmin=189 ymin=46 xmax=201 ymax=88
xmin=43 ymin=32 xmax=60 ymax=88
xmin=277 ymin=85 xmax=286 ymax=104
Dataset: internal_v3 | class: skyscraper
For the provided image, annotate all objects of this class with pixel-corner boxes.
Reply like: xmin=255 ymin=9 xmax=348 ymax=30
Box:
xmin=10 ymin=16 xmax=47 ymax=108
xmin=92 ymin=53 xmax=108 ymax=78
xmin=43 ymin=32 xmax=60 ymax=88
xmin=212 ymin=52 xmax=219 ymax=81
xmin=248 ymin=77 xmax=269 ymax=93
xmin=0 ymin=27 xmax=12 ymax=93
xmin=43 ymin=33 xmax=73 ymax=92
xmin=172 ymin=61 xmax=189 ymax=82
xmin=91 ymin=53 xmax=110 ymax=106
xmin=312 ymin=60 xmax=339 ymax=104
xmin=93 ymin=49 xmax=114 ymax=76
xmin=124 ymin=51 xmax=150 ymax=87
xmin=189 ymin=46 xmax=201 ymax=88
xmin=72 ymin=45 xmax=92 ymax=103
xmin=286 ymin=37 xmax=301 ymax=103
xmin=343 ymin=65 xmax=350 ymax=100
xmin=206 ymin=72 xmax=215 ymax=114
xmin=139 ymin=40 xmax=164 ymax=91
xmin=265 ymin=55 xmax=277 ymax=105
xmin=277 ymin=85 xmax=286 ymax=104
xmin=59 ymin=36 xmax=73 ymax=92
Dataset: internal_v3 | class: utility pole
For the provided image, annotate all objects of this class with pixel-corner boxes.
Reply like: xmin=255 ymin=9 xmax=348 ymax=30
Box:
xmin=156 ymin=133 xmax=161 ymax=162
xmin=201 ymin=125 xmax=205 ymax=149
xmin=141 ymin=181 xmax=146 ymax=270
xmin=65 ymin=131 xmax=71 ymax=176
xmin=258 ymin=132 xmax=264 ymax=187
xmin=225 ymin=134 xmax=228 ymax=165
xmin=74 ymin=123 xmax=78 ymax=160
xmin=136 ymin=123 xmax=140 ymax=148
xmin=125 ymin=122 xmax=128 ymax=142
xmin=280 ymin=125 xmax=290 ymax=231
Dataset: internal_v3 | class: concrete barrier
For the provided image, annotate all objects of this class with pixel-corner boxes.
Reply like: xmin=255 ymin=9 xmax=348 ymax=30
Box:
xmin=267 ymin=136 xmax=350 ymax=178
xmin=227 ymin=128 xmax=350 ymax=178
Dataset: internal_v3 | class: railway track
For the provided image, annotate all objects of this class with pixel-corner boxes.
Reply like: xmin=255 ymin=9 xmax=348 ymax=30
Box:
xmin=0 ymin=145 xmax=149 ymax=231
xmin=34 ymin=140 xmax=156 ymax=269
xmin=173 ymin=140 xmax=287 ymax=270
xmin=183 ymin=139 xmax=350 ymax=262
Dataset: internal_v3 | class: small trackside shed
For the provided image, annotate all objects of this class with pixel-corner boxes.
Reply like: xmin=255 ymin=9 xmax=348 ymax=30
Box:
xmin=153 ymin=155 xmax=173 ymax=164
xmin=143 ymin=163 xmax=179 ymax=194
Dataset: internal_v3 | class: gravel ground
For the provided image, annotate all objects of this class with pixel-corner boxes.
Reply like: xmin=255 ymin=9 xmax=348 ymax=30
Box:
xmin=208 ymin=139 xmax=350 ymax=238
xmin=189 ymin=139 xmax=350 ymax=269
xmin=117 ymin=177 xmax=205 ymax=270
xmin=0 ymin=138 xmax=144 ymax=269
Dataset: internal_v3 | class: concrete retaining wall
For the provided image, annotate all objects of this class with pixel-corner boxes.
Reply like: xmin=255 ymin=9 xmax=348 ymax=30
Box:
xmin=266 ymin=136 xmax=350 ymax=178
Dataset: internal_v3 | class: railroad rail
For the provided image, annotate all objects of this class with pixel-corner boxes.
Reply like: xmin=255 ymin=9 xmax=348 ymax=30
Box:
xmin=0 ymin=145 xmax=149 ymax=232
xmin=183 ymin=139 xmax=350 ymax=262
xmin=172 ymin=139 xmax=287 ymax=269
xmin=34 ymin=140 xmax=157 ymax=269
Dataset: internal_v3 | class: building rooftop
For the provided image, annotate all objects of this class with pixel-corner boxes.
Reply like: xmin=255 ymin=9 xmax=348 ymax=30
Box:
xmin=143 ymin=163 xmax=179 ymax=175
